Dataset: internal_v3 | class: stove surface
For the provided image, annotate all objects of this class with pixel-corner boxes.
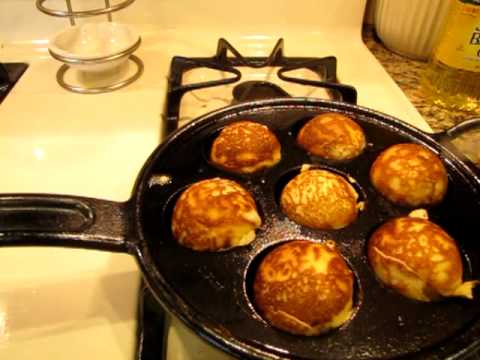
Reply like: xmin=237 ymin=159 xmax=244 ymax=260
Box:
xmin=179 ymin=66 xmax=331 ymax=122
xmin=0 ymin=1 xmax=440 ymax=359
xmin=0 ymin=31 xmax=431 ymax=360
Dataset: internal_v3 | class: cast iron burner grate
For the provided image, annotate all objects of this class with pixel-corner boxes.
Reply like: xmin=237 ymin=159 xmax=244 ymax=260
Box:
xmin=0 ymin=62 xmax=28 ymax=104
xmin=164 ymin=38 xmax=357 ymax=135
xmin=136 ymin=284 xmax=167 ymax=360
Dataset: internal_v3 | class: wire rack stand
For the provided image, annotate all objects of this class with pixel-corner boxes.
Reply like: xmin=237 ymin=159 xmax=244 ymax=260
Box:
xmin=36 ymin=0 xmax=143 ymax=94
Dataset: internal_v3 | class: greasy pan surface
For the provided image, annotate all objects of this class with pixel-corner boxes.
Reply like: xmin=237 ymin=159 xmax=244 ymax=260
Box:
xmin=135 ymin=98 xmax=480 ymax=359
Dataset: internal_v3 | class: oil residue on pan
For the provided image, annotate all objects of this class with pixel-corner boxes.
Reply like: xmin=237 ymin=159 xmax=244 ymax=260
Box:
xmin=139 ymin=102 xmax=480 ymax=360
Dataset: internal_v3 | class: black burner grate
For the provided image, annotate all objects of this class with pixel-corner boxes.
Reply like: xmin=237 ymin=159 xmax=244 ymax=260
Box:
xmin=0 ymin=62 xmax=28 ymax=104
xmin=164 ymin=38 xmax=357 ymax=135
xmin=136 ymin=284 xmax=168 ymax=360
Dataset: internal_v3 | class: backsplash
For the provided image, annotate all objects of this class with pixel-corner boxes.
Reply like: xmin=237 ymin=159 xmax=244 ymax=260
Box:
xmin=0 ymin=0 xmax=366 ymax=43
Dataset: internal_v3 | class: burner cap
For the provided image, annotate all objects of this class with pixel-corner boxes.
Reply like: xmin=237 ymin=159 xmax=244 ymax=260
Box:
xmin=232 ymin=81 xmax=290 ymax=103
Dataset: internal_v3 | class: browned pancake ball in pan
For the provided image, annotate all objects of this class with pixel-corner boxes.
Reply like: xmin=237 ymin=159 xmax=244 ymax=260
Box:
xmin=368 ymin=211 xmax=478 ymax=302
xmin=370 ymin=143 xmax=448 ymax=207
xmin=280 ymin=168 xmax=360 ymax=229
xmin=210 ymin=121 xmax=281 ymax=174
xmin=253 ymin=240 xmax=354 ymax=336
xmin=172 ymin=178 xmax=262 ymax=251
xmin=297 ymin=113 xmax=366 ymax=161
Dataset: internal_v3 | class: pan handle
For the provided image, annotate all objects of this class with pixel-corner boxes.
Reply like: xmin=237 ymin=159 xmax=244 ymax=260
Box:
xmin=0 ymin=194 xmax=135 ymax=253
xmin=443 ymin=118 xmax=480 ymax=139
xmin=432 ymin=118 xmax=480 ymax=178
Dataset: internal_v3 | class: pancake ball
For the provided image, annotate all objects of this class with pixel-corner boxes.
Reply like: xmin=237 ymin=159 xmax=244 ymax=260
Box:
xmin=280 ymin=168 xmax=360 ymax=229
xmin=370 ymin=143 xmax=448 ymax=207
xmin=297 ymin=113 xmax=366 ymax=161
xmin=253 ymin=240 xmax=354 ymax=336
xmin=368 ymin=212 xmax=478 ymax=301
xmin=172 ymin=178 xmax=262 ymax=251
xmin=210 ymin=121 xmax=281 ymax=174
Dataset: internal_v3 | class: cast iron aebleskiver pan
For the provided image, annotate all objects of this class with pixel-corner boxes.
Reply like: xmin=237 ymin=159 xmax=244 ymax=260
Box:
xmin=1 ymin=98 xmax=480 ymax=360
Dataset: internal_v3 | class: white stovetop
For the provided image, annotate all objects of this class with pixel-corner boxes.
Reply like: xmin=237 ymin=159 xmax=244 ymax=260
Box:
xmin=0 ymin=1 xmax=431 ymax=359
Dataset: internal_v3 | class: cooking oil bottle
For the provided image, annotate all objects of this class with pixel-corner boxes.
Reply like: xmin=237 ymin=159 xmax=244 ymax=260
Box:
xmin=422 ymin=0 xmax=480 ymax=113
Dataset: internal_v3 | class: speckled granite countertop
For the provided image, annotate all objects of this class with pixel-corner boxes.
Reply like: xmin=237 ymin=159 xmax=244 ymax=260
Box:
xmin=363 ymin=27 xmax=477 ymax=132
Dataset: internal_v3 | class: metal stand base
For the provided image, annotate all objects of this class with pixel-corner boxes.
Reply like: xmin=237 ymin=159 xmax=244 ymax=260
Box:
xmin=56 ymin=55 xmax=144 ymax=94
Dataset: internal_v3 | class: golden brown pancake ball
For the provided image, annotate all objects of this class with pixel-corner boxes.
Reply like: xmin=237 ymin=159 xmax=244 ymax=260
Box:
xmin=297 ymin=113 xmax=366 ymax=161
xmin=172 ymin=178 xmax=261 ymax=251
xmin=280 ymin=168 xmax=360 ymax=229
xmin=210 ymin=121 xmax=281 ymax=174
xmin=253 ymin=240 xmax=354 ymax=335
xmin=368 ymin=212 xmax=478 ymax=301
xmin=370 ymin=143 xmax=448 ymax=207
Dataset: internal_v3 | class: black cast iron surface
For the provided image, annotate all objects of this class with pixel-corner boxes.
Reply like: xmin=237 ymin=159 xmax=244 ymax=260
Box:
xmin=0 ymin=62 xmax=28 ymax=104
xmin=134 ymin=99 xmax=480 ymax=359
xmin=136 ymin=284 xmax=168 ymax=360
xmin=137 ymin=283 xmax=480 ymax=360
xmin=165 ymin=38 xmax=357 ymax=134
xmin=1 ymin=99 xmax=480 ymax=359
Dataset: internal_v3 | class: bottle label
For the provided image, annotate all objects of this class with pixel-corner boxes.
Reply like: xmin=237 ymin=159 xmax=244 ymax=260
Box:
xmin=435 ymin=0 xmax=480 ymax=72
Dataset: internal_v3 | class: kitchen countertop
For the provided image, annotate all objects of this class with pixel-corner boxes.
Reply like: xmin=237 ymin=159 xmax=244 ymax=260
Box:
xmin=363 ymin=26 xmax=478 ymax=132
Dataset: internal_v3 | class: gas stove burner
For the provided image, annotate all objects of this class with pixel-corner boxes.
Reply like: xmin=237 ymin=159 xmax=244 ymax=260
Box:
xmin=165 ymin=38 xmax=357 ymax=135
xmin=232 ymin=80 xmax=290 ymax=103
xmin=0 ymin=62 xmax=28 ymax=104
